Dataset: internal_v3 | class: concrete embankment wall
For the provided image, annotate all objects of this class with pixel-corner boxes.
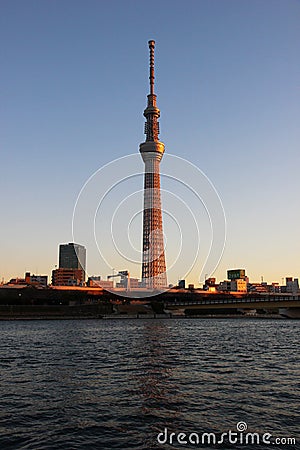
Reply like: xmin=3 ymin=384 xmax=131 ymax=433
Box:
xmin=0 ymin=304 xmax=113 ymax=319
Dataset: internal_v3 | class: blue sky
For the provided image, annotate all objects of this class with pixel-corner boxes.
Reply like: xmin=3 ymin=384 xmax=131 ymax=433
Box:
xmin=1 ymin=0 xmax=299 ymax=285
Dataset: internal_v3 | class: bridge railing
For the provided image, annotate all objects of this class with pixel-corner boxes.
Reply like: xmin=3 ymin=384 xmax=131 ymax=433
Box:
xmin=164 ymin=294 xmax=300 ymax=307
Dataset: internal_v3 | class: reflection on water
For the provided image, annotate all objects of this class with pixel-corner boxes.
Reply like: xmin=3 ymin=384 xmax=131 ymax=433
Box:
xmin=134 ymin=322 xmax=185 ymax=448
xmin=0 ymin=319 xmax=299 ymax=449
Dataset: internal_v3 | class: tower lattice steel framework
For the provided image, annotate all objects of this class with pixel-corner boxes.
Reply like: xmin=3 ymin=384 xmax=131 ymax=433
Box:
xmin=140 ymin=40 xmax=167 ymax=289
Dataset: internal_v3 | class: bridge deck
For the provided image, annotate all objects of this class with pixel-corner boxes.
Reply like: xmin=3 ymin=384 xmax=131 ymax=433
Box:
xmin=164 ymin=294 xmax=300 ymax=310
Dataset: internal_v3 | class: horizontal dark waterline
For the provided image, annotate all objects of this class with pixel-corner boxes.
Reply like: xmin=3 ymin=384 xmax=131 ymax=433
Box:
xmin=0 ymin=314 xmax=288 ymax=321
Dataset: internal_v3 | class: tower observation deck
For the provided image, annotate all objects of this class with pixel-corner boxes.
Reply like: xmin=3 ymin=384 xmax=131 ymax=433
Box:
xmin=140 ymin=40 xmax=167 ymax=289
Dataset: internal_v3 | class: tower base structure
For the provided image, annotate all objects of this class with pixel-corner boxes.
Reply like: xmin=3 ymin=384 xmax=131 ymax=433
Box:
xmin=140 ymin=146 xmax=167 ymax=289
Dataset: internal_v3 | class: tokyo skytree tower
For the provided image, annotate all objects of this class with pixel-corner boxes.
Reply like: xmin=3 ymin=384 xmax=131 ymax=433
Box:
xmin=140 ymin=40 xmax=167 ymax=289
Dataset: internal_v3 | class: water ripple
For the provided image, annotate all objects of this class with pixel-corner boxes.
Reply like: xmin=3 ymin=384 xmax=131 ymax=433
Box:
xmin=0 ymin=319 xmax=299 ymax=449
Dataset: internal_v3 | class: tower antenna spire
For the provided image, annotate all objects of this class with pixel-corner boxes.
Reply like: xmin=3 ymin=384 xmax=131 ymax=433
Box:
xmin=148 ymin=40 xmax=155 ymax=95
xmin=143 ymin=40 xmax=160 ymax=142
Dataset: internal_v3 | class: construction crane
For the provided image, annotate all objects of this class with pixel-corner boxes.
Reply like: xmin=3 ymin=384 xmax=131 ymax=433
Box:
xmin=107 ymin=270 xmax=130 ymax=291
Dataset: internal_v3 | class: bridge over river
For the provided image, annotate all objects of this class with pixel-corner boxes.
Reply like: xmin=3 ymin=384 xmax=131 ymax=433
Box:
xmin=162 ymin=292 xmax=300 ymax=317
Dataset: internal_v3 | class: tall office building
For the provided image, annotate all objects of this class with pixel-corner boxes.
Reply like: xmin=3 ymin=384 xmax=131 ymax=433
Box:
xmin=140 ymin=41 xmax=167 ymax=289
xmin=58 ymin=242 xmax=86 ymax=282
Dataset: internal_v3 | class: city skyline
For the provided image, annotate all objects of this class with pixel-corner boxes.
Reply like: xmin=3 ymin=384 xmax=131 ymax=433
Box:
xmin=1 ymin=1 xmax=300 ymax=284
xmin=2 ymin=239 xmax=299 ymax=289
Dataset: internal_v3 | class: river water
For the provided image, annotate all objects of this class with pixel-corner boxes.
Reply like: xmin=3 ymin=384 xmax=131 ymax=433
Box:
xmin=0 ymin=319 xmax=298 ymax=449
